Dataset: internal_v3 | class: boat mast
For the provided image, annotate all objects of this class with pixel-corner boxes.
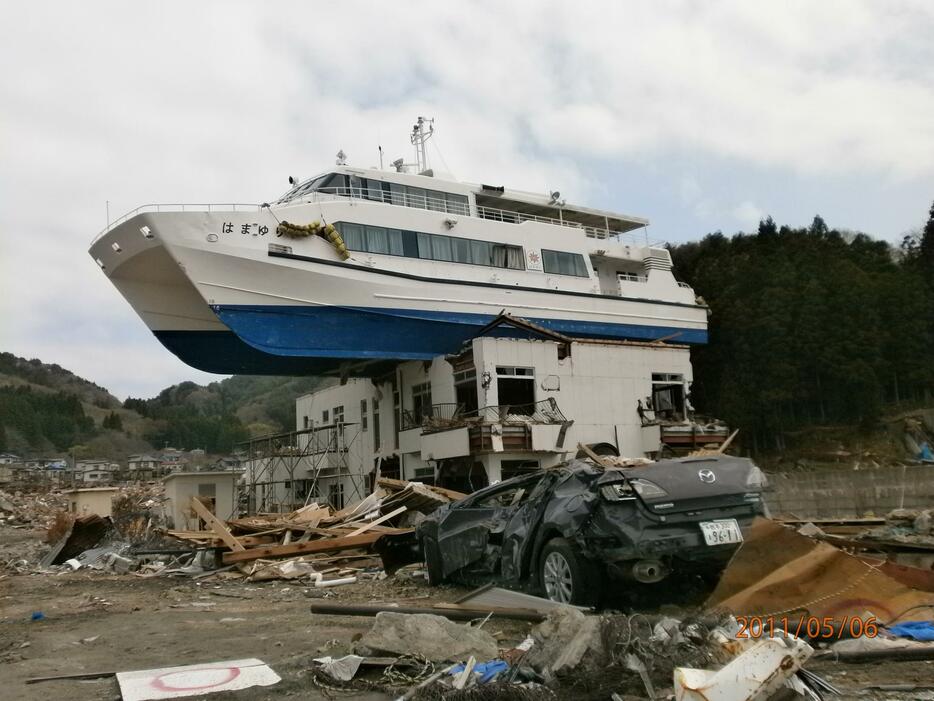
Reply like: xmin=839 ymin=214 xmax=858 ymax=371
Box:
xmin=410 ymin=116 xmax=434 ymax=173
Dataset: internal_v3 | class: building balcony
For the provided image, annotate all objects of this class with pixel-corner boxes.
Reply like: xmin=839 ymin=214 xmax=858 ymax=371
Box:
xmin=406 ymin=399 xmax=572 ymax=458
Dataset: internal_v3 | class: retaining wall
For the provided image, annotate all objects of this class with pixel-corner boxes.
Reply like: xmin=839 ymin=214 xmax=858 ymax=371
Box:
xmin=765 ymin=464 xmax=934 ymax=518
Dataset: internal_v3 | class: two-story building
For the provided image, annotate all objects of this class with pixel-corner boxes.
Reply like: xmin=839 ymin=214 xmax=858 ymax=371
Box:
xmin=127 ymin=454 xmax=164 ymax=480
xmin=285 ymin=317 xmax=704 ymax=502
xmin=74 ymin=459 xmax=118 ymax=484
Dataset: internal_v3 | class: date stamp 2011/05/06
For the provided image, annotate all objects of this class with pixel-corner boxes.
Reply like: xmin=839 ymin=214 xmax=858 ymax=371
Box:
xmin=736 ymin=615 xmax=879 ymax=640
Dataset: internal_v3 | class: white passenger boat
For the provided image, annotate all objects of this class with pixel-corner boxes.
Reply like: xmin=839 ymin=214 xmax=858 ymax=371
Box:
xmin=89 ymin=118 xmax=707 ymax=375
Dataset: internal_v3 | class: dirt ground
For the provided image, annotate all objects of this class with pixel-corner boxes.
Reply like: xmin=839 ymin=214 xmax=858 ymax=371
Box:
xmin=3 ymin=525 xmax=934 ymax=701
xmin=0 ymin=526 xmax=531 ymax=701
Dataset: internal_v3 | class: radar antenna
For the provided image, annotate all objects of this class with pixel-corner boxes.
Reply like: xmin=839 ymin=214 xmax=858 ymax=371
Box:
xmin=410 ymin=117 xmax=434 ymax=173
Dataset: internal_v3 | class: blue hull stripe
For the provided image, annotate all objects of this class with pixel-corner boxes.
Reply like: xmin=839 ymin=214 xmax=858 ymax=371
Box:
xmin=212 ymin=304 xmax=708 ymax=360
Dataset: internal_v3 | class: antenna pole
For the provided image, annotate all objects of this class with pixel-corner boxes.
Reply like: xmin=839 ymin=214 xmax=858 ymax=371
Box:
xmin=378 ymin=145 xmax=384 ymax=170
xmin=410 ymin=116 xmax=434 ymax=173
xmin=106 ymin=200 xmax=110 ymax=228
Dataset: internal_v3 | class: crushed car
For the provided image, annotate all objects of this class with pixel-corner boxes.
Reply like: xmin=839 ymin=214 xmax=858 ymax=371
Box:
xmin=416 ymin=455 xmax=767 ymax=605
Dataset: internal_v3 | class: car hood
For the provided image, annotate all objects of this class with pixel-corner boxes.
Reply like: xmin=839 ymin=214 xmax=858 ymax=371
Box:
xmin=610 ymin=455 xmax=764 ymax=512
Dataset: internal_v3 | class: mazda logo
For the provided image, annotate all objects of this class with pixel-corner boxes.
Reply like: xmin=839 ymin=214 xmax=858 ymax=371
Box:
xmin=698 ymin=469 xmax=716 ymax=483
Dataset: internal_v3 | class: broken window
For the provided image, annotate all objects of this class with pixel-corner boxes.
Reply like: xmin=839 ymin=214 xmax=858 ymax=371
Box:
xmin=454 ymin=368 xmax=478 ymax=414
xmin=322 ymin=409 xmax=329 ymax=424
xmin=412 ymin=382 xmax=432 ymax=421
xmin=197 ymin=483 xmax=216 ymax=497
xmin=496 ymin=367 xmax=535 ymax=414
xmin=360 ymin=399 xmax=368 ymax=432
xmin=650 ymin=372 xmax=686 ymax=422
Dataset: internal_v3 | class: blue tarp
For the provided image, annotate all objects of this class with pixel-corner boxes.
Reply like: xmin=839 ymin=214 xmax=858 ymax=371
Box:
xmin=448 ymin=659 xmax=510 ymax=684
xmin=886 ymin=621 xmax=934 ymax=641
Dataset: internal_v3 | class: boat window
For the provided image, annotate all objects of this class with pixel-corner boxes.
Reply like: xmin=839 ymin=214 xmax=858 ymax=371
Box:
xmin=471 ymin=240 xmax=492 ymax=266
xmin=406 ymin=186 xmax=427 ymax=209
xmin=417 ymin=232 xmax=432 ymax=258
xmin=426 ymin=189 xmax=446 ymax=212
xmin=341 ymin=223 xmax=365 ymax=251
xmin=388 ymin=229 xmax=405 ymax=256
xmin=334 ymin=221 xmax=543 ymax=273
xmin=390 ymin=182 xmax=406 ymax=206
xmin=446 ymin=193 xmax=469 ymax=216
xmin=366 ymin=226 xmax=389 ymax=254
xmin=493 ymin=244 xmax=525 ymax=270
xmin=431 ymin=235 xmax=453 ymax=261
xmin=319 ymin=173 xmax=346 ymax=192
xmin=542 ymin=249 xmax=589 ymax=277
xmin=367 ymin=179 xmax=391 ymax=202
xmin=348 ymin=175 xmax=364 ymax=198
xmin=453 ymin=238 xmax=472 ymax=264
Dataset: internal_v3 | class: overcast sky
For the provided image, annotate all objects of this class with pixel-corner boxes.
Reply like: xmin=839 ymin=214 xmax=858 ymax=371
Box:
xmin=2 ymin=1 xmax=933 ymax=400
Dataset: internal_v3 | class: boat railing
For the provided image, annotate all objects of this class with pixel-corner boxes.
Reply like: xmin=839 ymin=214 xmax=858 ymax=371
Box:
xmin=284 ymin=187 xmax=654 ymax=246
xmin=93 ymin=203 xmax=262 ymax=242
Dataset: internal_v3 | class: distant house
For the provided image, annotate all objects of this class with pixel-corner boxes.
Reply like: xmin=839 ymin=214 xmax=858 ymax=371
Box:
xmin=0 ymin=453 xmax=21 ymax=465
xmin=127 ymin=454 xmax=163 ymax=480
xmin=213 ymin=455 xmax=242 ymax=471
xmin=159 ymin=450 xmax=189 ymax=473
xmin=75 ymin=459 xmax=118 ymax=484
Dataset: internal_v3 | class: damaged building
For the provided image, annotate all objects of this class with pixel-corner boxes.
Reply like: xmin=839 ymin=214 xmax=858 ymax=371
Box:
xmin=244 ymin=316 xmax=728 ymax=511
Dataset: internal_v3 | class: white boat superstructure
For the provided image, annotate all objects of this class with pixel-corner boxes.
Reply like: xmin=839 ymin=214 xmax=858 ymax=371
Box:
xmin=90 ymin=119 xmax=707 ymax=376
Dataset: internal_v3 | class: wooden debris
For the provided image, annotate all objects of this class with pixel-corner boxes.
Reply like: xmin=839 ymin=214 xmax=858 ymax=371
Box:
xmin=222 ymin=532 xmax=385 ymax=565
xmin=162 ymin=477 xmax=463 ymax=581
xmin=189 ymin=497 xmax=245 ymax=552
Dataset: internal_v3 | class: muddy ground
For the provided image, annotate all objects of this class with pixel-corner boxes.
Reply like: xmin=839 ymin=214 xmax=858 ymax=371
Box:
xmin=2 ymin=526 xmax=933 ymax=700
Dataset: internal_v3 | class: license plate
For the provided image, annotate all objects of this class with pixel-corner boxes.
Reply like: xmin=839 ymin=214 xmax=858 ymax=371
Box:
xmin=700 ymin=519 xmax=743 ymax=546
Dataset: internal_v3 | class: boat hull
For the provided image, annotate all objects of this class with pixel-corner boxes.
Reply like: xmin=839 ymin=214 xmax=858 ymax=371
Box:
xmin=212 ymin=303 xmax=708 ymax=360
xmin=91 ymin=206 xmax=709 ymax=375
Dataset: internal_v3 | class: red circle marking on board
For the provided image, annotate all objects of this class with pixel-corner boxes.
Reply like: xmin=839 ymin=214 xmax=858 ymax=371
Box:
xmin=151 ymin=666 xmax=241 ymax=691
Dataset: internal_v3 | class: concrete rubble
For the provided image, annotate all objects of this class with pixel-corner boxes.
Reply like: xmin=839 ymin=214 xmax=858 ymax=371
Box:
xmin=355 ymin=612 xmax=499 ymax=662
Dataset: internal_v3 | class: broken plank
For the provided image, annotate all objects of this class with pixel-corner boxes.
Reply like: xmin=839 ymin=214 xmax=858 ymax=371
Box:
xmin=345 ymin=506 xmax=407 ymax=537
xmin=189 ymin=497 xmax=245 ymax=552
xmin=222 ymin=532 xmax=383 ymax=564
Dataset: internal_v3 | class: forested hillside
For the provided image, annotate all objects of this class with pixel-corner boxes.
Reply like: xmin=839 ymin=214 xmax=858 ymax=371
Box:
xmin=124 ymin=375 xmax=329 ymax=453
xmin=0 ymin=351 xmax=330 ymax=457
xmin=670 ymin=202 xmax=934 ymax=452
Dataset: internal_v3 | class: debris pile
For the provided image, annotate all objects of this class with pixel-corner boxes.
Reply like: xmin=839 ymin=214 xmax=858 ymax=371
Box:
xmin=303 ymin=601 xmax=824 ymax=700
xmin=859 ymin=507 xmax=934 ymax=547
xmin=0 ymin=488 xmax=68 ymax=527
xmin=159 ymin=478 xmax=463 ymax=583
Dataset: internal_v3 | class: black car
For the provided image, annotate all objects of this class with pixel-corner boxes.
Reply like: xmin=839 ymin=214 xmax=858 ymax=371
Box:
xmin=416 ymin=455 xmax=767 ymax=605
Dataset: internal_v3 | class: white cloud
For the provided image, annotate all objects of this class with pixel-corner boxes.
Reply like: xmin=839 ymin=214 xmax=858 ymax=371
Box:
xmin=732 ymin=201 xmax=766 ymax=229
xmin=1 ymin=1 xmax=933 ymax=395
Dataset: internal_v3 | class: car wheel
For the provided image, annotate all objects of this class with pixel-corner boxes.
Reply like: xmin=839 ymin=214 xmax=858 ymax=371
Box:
xmin=422 ymin=537 xmax=444 ymax=586
xmin=539 ymin=538 xmax=601 ymax=606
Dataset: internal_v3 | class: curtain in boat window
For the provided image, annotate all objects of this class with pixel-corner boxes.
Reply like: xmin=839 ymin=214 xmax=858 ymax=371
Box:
xmin=340 ymin=223 xmax=365 ymax=251
xmin=387 ymin=229 xmax=404 ymax=256
xmin=542 ymin=249 xmax=588 ymax=277
xmin=453 ymin=238 xmax=472 ymax=263
xmin=366 ymin=226 xmax=389 ymax=254
xmin=492 ymin=244 xmax=524 ymax=269
xmin=471 ymin=240 xmax=492 ymax=266
xmin=417 ymin=233 xmax=432 ymax=258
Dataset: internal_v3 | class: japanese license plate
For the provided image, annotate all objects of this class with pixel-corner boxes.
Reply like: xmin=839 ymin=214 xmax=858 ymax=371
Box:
xmin=700 ymin=519 xmax=743 ymax=546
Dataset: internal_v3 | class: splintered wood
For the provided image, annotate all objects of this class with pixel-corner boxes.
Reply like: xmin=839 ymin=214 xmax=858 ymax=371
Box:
xmin=165 ymin=479 xmax=466 ymax=581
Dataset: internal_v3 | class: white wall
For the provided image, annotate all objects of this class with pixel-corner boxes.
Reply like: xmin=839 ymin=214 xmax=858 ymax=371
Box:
xmin=472 ymin=337 xmax=692 ymax=457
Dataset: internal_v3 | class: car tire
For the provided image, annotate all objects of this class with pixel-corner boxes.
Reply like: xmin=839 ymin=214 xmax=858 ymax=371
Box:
xmin=422 ymin=537 xmax=444 ymax=586
xmin=539 ymin=538 xmax=602 ymax=606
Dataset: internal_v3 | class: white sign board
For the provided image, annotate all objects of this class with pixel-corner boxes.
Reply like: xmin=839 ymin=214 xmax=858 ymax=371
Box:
xmin=117 ymin=658 xmax=280 ymax=701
